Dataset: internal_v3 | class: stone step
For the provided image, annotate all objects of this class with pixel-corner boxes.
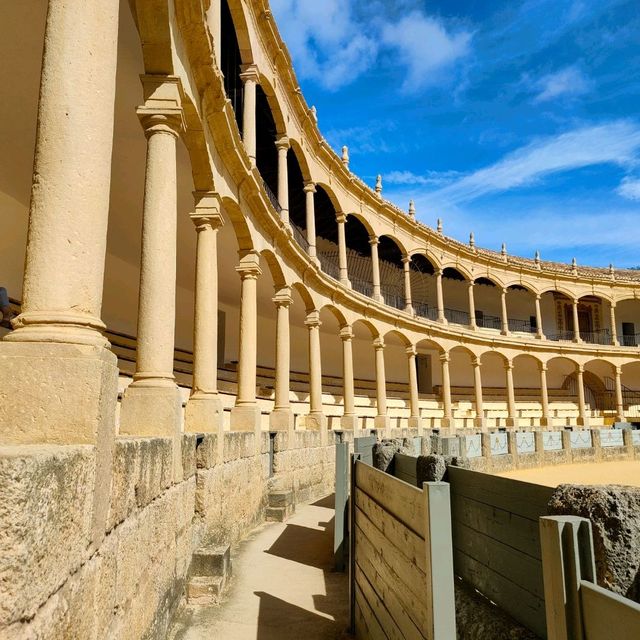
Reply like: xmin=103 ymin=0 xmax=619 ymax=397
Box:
xmin=187 ymin=576 xmax=226 ymax=606
xmin=266 ymin=490 xmax=295 ymax=523
xmin=186 ymin=545 xmax=232 ymax=606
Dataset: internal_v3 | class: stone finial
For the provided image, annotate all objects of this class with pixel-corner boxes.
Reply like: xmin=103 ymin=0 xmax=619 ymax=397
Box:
xmin=571 ymin=257 xmax=578 ymax=275
xmin=375 ymin=174 xmax=383 ymax=197
xmin=469 ymin=232 xmax=475 ymax=249
xmin=341 ymin=146 xmax=350 ymax=168
xmin=437 ymin=218 xmax=443 ymax=234
xmin=535 ymin=250 xmax=541 ymax=269
xmin=501 ymin=242 xmax=507 ymax=256
xmin=310 ymin=106 xmax=317 ymax=122
xmin=408 ymin=200 xmax=416 ymax=220
xmin=609 ymin=263 xmax=615 ymax=277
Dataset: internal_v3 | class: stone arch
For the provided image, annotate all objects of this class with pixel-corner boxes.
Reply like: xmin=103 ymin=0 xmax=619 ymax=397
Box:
xmin=257 ymin=74 xmax=287 ymax=136
xmin=378 ymin=233 xmax=408 ymax=261
xmin=220 ymin=196 xmax=254 ymax=252
xmin=347 ymin=212 xmax=375 ymax=237
xmin=291 ymin=281 xmax=317 ymax=313
xmin=351 ymin=318 xmax=380 ymax=339
xmin=260 ymin=248 xmax=287 ymax=290
xmin=288 ymin=138 xmax=312 ymax=183
xmin=383 ymin=329 xmax=412 ymax=348
xmin=442 ymin=263 xmax=473 ymax=282
xmin=223 ymin=0 xmax=255 ymax=64
xmin=319 ymin=303 xmax=347 ymax=328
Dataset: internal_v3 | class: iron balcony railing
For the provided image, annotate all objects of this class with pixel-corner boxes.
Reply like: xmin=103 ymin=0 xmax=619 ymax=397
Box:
xmin=262 ymin=179 xmax=282 ymax=214
xmin=414 ymin=302 xmax=439 ymax=321
xmin=381 ymin=285 xmax=405 ymax=310
xmin=476 ymin=313 xmax=502 ymax=330
xmin=508 ymin=318 xmax=537 ymax=334
xmin=547 ymin=330 xmax=575 ymax=342
xmin=581 ymin=329 xmax=611 ymax=345
xmin=444 ymin=307 xmax=470 ymax=326
xmin=317 ymin=251 xmax=340 ymax=281
xmin=290 ymin=221 xmax=309 ymax=253
xmin=622 ymin=333 xmax=640 ymax=347
xmin=351 ymin=276 xmax=373 ymax=298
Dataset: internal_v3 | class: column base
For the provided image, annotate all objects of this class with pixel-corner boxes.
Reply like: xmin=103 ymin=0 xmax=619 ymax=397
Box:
xmin=0 ymin=341 xmax=118 ymax=547
xmin=269 ymin=408 xmax=295 ymax=433
xmin=185 ymin=392 xmax=223 ymax=433
xmin=474 ymin=416 xmax=486 ymax=430
xmin=303 ymin=412 xmax=328 ymax=445
xmin=408 ymin=416 xmax=423 ymax=431
xmin=440 ymin=417 xmax=453 ymax=430
xmin=119 ymin=383 xmax=183 ymax=480
xmin=340 ymin=414 xmax=358 ymax=430
xmin=506 ymin=417 xmax=519 ymax=429
xmin=230 ymin=404 xmax=262 ymax=433
xmin=374 ymin=415 xmax=390 ymax=434
xmin=577 ymin=416 xmax=590 ymax=427
xmin=540 ymin=417 xmax=551 ymax=428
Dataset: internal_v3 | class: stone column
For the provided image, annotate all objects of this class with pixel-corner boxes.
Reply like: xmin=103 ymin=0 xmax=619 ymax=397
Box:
xmin=576 ymin=364 xmax=589 ymax=426
xmin=614 ymin=366 xmax=625 ymax=423
xmin=436 ymin=269 xmax=446 ymax=323
xmin=0 ymin=0 xmax=121 ymax=545
xmin=403 ymin=256 xmax=413 ymax=313
xmin=305 ymin=311 xmax=326 ymax=433
xmin=373 ymin=338 xmax=389 ymax=431
xmin=472 ymin=357 xmax=485 ymax=429
xmin=230 ymin=251 xmax=262 ymax=432
xmin=269 ymin=287 xmax=294 ymax=433
xmin=370 ymin=236 xmax=382 ymax=302
xmin=337 ymin=214 xmax=350 ymax=286
xmin=340 ymin=325 xmax=357 ymax=430
xmin=534 ymin=294 xmax=545 ymax=339
xmin=276 ymin=135 xmax=290 ymax=225
xmin=505 ymin=359 xmax=518 ymax=428
xmin=239 ymin=64 xmax=259 ymax=165
xmin=407 ymin=347 xmax=421 ymax=430
xmin=468 ymin=281 xmax=477 ymax=329
xmin=120 ymin=79 xmax=185 ymax=446
xmin=500 ymin=287 xmax=510 ymax=335
xmin=539 ymin=363 xmax=551 ymax=427
xmin=610 ymin=302 xmax=619 ymax=346
xmin=185 ymin=192 xmax=224 ymax=433
xmin=304 ymin=182 xmax=318 ymax=260
xmin=572 ymin=298 xmax=581 ymax=343
xmin=440 ymin=353 xmax=453 ymax=429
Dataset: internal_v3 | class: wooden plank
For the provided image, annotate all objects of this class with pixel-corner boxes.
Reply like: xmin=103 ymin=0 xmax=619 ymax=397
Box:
xmin=581 ymin=581 xmax=640 ymax=640
xmin=356 ymin=461 xmax=425 ymax=537
xmin=355 ymin=564 xmax=410 ymax=640
xmin=355 ymin=584 xmax=389 ymax=640
xmin=451 ymin=493 xmax=542 ymax=560
xmin=394 ymin=453 xmax=418 ymax=487
xmin=454 ymin=550 xmax=547 ymax=638
xmin=355 ymin=522 xmax=429 ymax=633
xmin=448 ymin=466 xmax=554 ymax=521
xmin=453 ymin=520 xmax=544 ymax=598
xmin=356 ymin=488 xmax=426 ymax=573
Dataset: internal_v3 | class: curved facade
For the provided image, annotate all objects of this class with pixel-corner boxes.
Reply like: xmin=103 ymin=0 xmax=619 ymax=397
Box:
xmin=1 ymin=0 xmax=640 ymax=440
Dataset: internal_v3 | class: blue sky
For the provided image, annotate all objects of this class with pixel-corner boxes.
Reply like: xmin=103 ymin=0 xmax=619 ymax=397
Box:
xmin=270 ymin=0 xmax=640 ymax=267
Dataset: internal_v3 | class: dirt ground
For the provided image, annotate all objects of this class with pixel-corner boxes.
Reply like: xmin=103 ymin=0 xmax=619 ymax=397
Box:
xmin=496 ymin=460 xmax=640 ymax=487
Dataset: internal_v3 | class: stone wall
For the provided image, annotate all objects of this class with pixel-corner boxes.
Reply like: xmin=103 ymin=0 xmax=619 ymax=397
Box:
xmin=0 ymin=430 xmax=337 ymax=640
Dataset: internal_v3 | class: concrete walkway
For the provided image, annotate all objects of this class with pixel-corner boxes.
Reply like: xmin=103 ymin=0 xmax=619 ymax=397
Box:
xmin=169 ymin=495 xmax=350 ymax=640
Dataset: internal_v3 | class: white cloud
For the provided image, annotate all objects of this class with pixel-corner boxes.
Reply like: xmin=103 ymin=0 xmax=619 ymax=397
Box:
xmin=427 ymin=121 xmax=640 ymax=204
xmin=270 ymin=0 xmax=377 ymax=90
xmin=385 ymin=170 xmax=461 ymax=186
xmin=381 ymin=12 xmax=473 ymax=92
xmin=617 ymin=177 xmax=640 ymax=201
xmin=532 ymin=66 xmax=591 ymax=103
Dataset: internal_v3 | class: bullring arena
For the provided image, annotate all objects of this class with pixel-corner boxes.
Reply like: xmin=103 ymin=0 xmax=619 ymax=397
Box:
xmin=1 ymin=1 xmax=639 ymax=639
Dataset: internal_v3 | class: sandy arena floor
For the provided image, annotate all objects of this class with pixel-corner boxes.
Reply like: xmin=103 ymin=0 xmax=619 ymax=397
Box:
xmin=497 ymin=460 xmax=640 ymax=487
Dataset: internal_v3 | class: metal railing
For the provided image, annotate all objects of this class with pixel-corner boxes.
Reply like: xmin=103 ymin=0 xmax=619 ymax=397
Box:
xmin=317 ymin=251 xmax=340 ymax=280
xmin=414 ymin=302 xmax=439 ymax=321
xmin=547 ymin=330 xmax=575 ymax=342
xmin=622 ymin=333 xmax=640 ymax=347
xmin=444 ymin=307 xmax=470 ymax=326
xmin=508 ymin=318 xmax=537 ymax=334
xmin=381 ymin=285 xmax=405 ymax=310
xmin=290 ymin=220 xmax=309 ymax=253
xmin=581 ymin=329 xmax=611 ymax=345
xmin=261 ymin=178 xmax=282 ymax=214
xmin=350 ymin=276 xmax=373 ymax=298
xmin=476 ymin=313 xmax=502 ymax=330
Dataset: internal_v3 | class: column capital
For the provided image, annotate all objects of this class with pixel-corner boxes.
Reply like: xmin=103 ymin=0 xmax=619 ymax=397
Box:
xmin=239 ymin=63 xmax=260 ymax=83
xmin=435 ymin=268 xmax=444 ymax=277
xmin=577 ymin=364 xmax=585 ymax=374
xmin=236 ymin=251 xmax=262 ymax=279
xmin=336 ymin=212 xmax=348 ymax=224
xmin=539 ymin=362 xmax=548 ymax=372
xmin=615 ymin=365 xmax=622 ymax=376
xmin=406 ymin=345 xmax=417 ymax=357
xmin=468 ymin=279 xmax=475 ymax=288
xmin=275 ymin=135 xmax=290 ymax=151
xmin=339 ymin=325 xmax=354 ymax=341
xmin=272 ymin=286 xmax=293 ymax=308
xmin=137 ymin=75 xmax=185 ymax=137
xmin=137 ymin=109 xmax=184 ymax=138
xmin=504 ymin=359 xmax=514 ymax=371
xmin=190 ymin=191 xmax=224 ymax=231
xmin=472 ymin=356 xmax=481 ymax=368
xmin=305 ymin=310 xmax=322 ymax=328
xmin=402 ymin=255 xmax=411 ymax=265
xmin=368 ymin=235 xmax=379 ymax=246
xmin=610 ymin=300 xmax=617 ymax=309
xmin=303 ymin=181 xmax=316 ymax=194
xmin=440 ymin=352 xmax=450 ymax=364
xmin=373 ymin=337 xmax=385 ymax=351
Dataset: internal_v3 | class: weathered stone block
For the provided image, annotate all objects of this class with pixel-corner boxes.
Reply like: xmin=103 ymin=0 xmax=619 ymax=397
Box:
xmin=190 ymin=545 xmax=231 ymax=578
xmin=135 ymin=437 xmax=173 ymax=508
xmin=181 ymin=433 xmax=197 ymax=479
xmin=107 ymin=438 xmax=140 ymax=532
xmin=0 ymin=445 xmax=95 ymax=626
xmin=196 ymin=434 xmax=217 ymax=469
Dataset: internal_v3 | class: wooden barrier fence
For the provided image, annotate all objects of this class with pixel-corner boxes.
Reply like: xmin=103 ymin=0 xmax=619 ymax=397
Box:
xmin=349 ymin=458 xmax=456 ymax=639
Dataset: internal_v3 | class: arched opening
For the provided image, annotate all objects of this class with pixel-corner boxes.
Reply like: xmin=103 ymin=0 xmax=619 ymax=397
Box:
xmin=415 ymin=338 xmax=445 ymax=428
xmin=377 ymin=236 xmax=404 ymax=309
xmin=221 ymin=0 xmax=244 ymax=132
xmin=512 ymin=354 xmax=544 ymax=427
xmin=345 ymin=216 xmax=373 ymax=297
xmin=442 ymin=267 xmax=469 ymax=325
xmin=410 ymin=254 xmax=437 ymax=320
xmin=315 ymin=185 xmax=340 ymax=280
xmin=383 ymin=330 xmax=412 ymax=428
xmin=616 ymin=298 xmax=640 ymax=346
xmin=547 ymin=356 xmax=581 ymax=426
xmin=351 ymin=319 xmax=379 ymax=429
xmin=319 ymin=306 xmax=344 ymax=430
xmin=255 ymin=85 xmax=279 ymax=202
xmin=474 ymin=277 xmax=502 ymax=330
xmin=479 ymin=351 xmax=509 ymax=428
xmin=621 ymin=361 xmax=640 ymax=421
xmin=449 ymin=347 xmax=476 ymax=429
xmin=506 ymin=285 xmax=538 ymax=335
xmin=583 ymin=359 xmax=617 ymax=422
xmin=577 ymin=295 xmax=608 ymax=344
xmin=287 ymin=146 xmax=307 ymax=247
